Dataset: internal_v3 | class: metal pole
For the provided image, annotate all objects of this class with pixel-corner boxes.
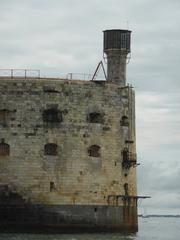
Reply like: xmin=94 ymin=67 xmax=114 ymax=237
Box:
xmin=11 ymin=69 xmax=13 ymax=78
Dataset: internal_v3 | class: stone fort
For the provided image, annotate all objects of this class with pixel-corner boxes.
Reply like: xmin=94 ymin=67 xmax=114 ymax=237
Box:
xmin=0 ymin=30 xmax=140 ymax=232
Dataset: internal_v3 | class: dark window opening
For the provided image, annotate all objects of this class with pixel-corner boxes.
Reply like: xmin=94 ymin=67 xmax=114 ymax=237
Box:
xmin=122 ymin=147 xmax=137 ymax=169
xmin=0 ymin=109 xmax=10 ymax=127
xmin=88 ymin=112 xmax=104 ymax=124
xmin=120 ymin=116 xmax=129 ymax=126
xmin=122 ymin=147 xmax=129 ymax=162
xmin=44 ymin=143 xmax=58 ymax=156
xmin=124 ymin=183 xmax=129 ymax=196
xmin=88 ymin=145 xmax=101 ymax=157
xmin=50 ymin=182 xmax=55 ymax=192
xmin=94 ymin=207 xmax=97 ymax=212
xmin=43 ymin=109 xmax=62 ymax=123
xmin=0 ymin=141 xmax=10 ymax=156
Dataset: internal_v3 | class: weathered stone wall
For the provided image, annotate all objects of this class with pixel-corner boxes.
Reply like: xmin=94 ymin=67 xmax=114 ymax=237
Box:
xmin=0 ymin=78 xmax=137 ymax=206
xmin=106 ymin=51 xmax=127 ymax=86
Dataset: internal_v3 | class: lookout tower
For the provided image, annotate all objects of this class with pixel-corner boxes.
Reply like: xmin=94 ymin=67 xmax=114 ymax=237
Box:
xmin=103 ymin=29 xmax=131 ymax=86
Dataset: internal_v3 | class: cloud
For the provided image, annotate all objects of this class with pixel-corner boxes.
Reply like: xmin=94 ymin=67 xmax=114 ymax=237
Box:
xmin=137 ymin=91 xmax=180 ymax=213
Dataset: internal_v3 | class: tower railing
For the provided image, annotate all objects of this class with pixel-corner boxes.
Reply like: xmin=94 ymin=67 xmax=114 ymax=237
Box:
xmin=0 ymin=69 xmax=40 ymax=78
xmin=66 ymin=73 xmax=92 ymax=81
xmin=0 ymin=69 xmax=95 ymax=81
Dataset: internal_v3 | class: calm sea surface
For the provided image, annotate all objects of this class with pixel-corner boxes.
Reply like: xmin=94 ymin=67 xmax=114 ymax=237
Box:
xmin=0 ymin=217 xmax=180 ymax=240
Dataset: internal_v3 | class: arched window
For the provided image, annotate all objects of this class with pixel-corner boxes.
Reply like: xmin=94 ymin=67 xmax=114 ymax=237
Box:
xmin=44 ymin=143 xmax=58 ymax=156
xmin=120 ymin=116 xmax=129 ymax=126
xmin=88 ymin=112 xmax=104 ymax=124
xmin=43 ymin=109 xmax=62 ymax=123
xmin=0 ymin=142 xmax=10 ymax=156
xmin=88 ymin=145 xmax=101 ymax=157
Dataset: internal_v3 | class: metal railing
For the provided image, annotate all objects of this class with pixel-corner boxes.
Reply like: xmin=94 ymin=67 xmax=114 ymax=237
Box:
xmin=0 ymin=69 xmax=40 ymax=78
xmin=0 ymin=69 xmax=99 ymax=81
xmin=66 ymin=73 xmax=92 ymax=81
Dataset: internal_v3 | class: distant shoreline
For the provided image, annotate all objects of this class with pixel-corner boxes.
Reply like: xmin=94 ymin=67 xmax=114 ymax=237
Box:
xmin=138 ymin=214 xmax=180 ymax=218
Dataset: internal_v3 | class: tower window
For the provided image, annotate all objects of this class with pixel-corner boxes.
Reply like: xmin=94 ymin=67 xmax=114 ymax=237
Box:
xmin=0 ymin=141 xmax=10 ymax=156
xmin=120 ymin=116 xmax=129 ymax=126
xmin=88 ymin=112 xmax=104 ymax=124
xmin=44 ymin=143 xmax=58 ymax=156
xmin=43 ymin=109 xmax=62 ymax=123
xmin=88 ymin=145 xmax=101 ymax=157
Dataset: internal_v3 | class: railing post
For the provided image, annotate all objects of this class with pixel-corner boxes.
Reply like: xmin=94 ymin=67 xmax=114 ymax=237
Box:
xmin=11 ymin=69 xmax=13 ymax=78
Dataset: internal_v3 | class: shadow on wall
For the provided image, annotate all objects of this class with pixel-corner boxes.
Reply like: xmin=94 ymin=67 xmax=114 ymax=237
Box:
xmin=0 ymin=185 xmax=27 ymax=204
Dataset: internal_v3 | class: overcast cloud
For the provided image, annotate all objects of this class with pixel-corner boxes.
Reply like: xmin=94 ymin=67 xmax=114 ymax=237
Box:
xmin=0 ymin=0 xmax=180 ymax=214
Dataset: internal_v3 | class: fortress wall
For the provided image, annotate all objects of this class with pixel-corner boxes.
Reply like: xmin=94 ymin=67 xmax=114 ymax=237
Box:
xmin=0 ymin=78 xmax=136 ymax=206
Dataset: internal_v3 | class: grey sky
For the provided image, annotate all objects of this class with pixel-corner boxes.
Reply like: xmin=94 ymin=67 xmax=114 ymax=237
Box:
xmin=0 ymin=0 xmax=180 ymax=214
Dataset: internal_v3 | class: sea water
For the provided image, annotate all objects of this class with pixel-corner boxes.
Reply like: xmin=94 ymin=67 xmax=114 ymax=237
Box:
xmin=0 ymin=217 xmax=180 ymax=240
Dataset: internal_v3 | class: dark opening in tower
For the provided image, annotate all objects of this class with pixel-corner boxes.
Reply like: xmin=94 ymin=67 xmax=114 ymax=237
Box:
xmin=88 ymin=145 xmax=101 ymax=157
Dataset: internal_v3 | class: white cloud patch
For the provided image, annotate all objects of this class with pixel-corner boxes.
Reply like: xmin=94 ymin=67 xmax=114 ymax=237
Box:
xmin=136 ymin=92 xmax=180 ymax=149
xmin=136 ymin=92 xmax=180 ymax=214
